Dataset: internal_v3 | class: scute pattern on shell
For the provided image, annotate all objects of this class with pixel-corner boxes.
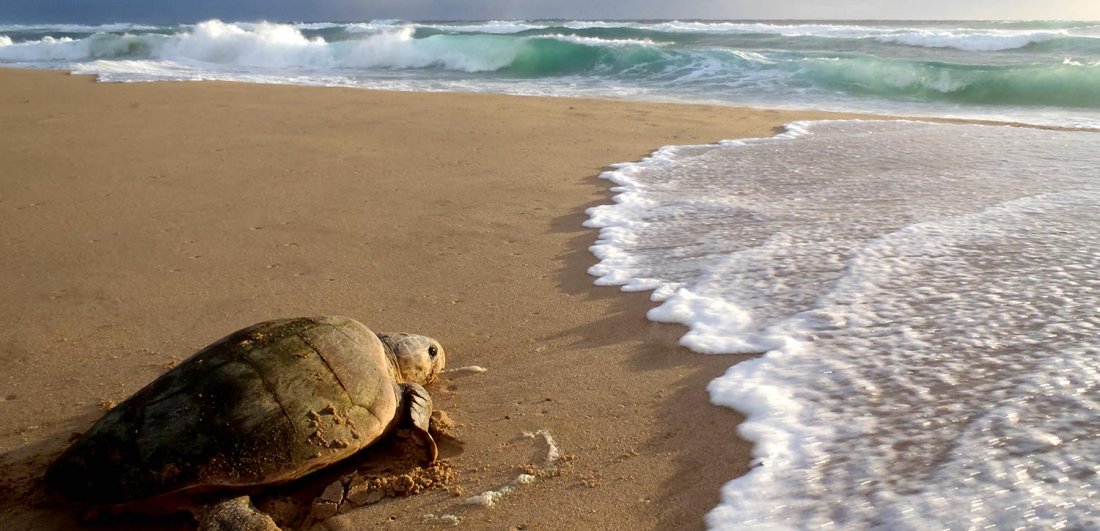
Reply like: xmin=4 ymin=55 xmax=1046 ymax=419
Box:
xmin=45 ymin=317 xmax=401 ymax=508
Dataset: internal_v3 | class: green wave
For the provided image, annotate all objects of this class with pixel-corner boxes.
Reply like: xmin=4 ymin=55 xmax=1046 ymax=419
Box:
xmin=5 ymin=21 xmax=1099 ymax=111
xmin=799 ymin=57 xmax=1100 ymax=108
xmin=417 ymin=31 xmax=1100 ymax=108
xmin=502 ymin=36 xmax=671 ymax=76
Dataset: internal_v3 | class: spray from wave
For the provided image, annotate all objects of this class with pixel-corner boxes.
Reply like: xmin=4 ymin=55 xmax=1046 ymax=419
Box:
xmin=2 ymin=19 xmax=1099 ymax=126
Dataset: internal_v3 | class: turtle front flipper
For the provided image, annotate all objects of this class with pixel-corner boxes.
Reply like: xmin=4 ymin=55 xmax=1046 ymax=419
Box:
xmin=194 ymin=496 xmax=280 ymax=531
xmin=402 ymin=383 xmax=438 ymax=463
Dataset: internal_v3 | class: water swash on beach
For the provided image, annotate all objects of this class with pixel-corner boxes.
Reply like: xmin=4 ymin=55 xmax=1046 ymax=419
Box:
xmin=588 ymin=121 xmax=1099 ymax=528
xmin=3 ymin=18 xmax=1098 ymax=529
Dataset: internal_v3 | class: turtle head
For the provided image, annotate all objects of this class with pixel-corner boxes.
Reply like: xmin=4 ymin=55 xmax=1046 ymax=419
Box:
xmin=377 ymin=333 xmax=446 ymax=384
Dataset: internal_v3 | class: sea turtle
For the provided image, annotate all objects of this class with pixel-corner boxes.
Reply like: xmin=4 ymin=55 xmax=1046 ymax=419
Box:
xmin=44 ymin=316 xmax=446 ymax=530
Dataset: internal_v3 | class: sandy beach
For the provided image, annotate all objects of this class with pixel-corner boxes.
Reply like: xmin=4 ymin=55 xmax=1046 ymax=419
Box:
xmin=0 ymin=68 xmax=859 ymax=530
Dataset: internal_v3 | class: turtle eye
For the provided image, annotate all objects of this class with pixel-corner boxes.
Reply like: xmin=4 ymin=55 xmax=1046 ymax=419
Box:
xmin=428 ymin=345 xmax=438 ymax=358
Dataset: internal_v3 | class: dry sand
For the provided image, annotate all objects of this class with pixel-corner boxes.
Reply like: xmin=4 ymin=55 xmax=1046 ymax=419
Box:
xmin=0 ymin=68 xmax=860 ymax=530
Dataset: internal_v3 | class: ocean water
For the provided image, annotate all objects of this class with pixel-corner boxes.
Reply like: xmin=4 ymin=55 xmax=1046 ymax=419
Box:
xmin=0 ymin=19 xmax=1099 ymax=127
xmin=587 ymin=120 xmax=1100 ymax=528
xmin=3 ymin=17 xmax=1100 ymax=529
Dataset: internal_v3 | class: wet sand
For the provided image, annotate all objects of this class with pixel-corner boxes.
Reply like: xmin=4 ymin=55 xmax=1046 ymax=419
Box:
xmin=0 ymin=68 xmax=860 ymax=530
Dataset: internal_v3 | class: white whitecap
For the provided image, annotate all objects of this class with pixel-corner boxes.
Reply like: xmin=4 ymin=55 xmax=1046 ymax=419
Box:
xmin=875 ymin=29 xmax=1065 ymax=51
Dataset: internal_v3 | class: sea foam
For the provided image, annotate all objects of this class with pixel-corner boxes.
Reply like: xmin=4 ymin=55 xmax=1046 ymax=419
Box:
xmin=586 ymin=121 xmax=1100 ymax=529
xmin=2 ymin=20 xmax=1099 ymax=128
xmin=873 ymin=29 xmax=1065 ymax=51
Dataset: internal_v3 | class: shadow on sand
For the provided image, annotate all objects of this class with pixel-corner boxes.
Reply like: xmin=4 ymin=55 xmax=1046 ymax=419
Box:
xmin=544 ymin=170 xmax=762 ymax=530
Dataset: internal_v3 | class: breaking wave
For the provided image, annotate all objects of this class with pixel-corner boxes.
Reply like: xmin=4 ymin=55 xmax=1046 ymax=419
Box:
xmin=2 ymin=19 xmax=1099 ymax=124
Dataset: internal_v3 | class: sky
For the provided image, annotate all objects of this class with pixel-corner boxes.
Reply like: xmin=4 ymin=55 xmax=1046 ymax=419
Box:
xmin=4 ymin=0 xmax=1100 ymax=24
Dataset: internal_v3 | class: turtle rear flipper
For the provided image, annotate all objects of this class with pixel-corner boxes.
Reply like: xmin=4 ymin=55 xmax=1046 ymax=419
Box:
xmin=402 ymin=383 xmax=438 ymax=463
xmin=194 ymin=496 xmax=280 ymax=531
